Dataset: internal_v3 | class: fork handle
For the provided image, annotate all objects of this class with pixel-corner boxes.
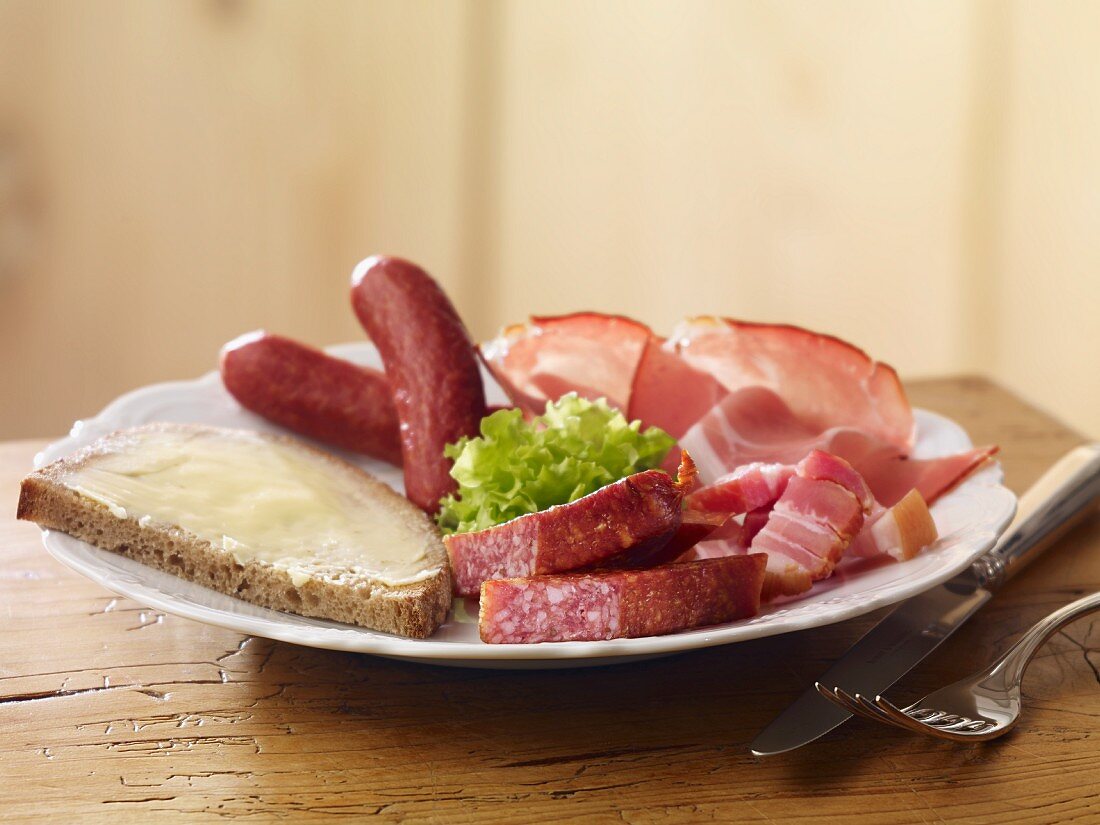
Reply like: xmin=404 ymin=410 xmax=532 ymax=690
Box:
xmin=976 ymin=444 xmax=1100 ymax=589
xmin=988 ymin=590 xmax=1100 ymax=688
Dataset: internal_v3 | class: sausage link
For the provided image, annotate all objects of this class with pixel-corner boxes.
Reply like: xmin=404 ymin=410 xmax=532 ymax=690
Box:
xmin=350 ymin=256 xmax=486 ymax=512
xmin=220 ymin=331 xmax=401 ymax=464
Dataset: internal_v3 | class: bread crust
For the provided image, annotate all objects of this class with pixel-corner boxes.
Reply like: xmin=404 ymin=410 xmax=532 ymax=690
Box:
xmin=18 ymin=423 xmax=452 ymax=639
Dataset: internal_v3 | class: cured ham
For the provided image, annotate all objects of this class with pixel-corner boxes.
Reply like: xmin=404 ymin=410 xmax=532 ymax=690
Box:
xmin=685 ymin=462 xmax=794 ymax=516
xmin=669 ymin=317 xmax=915 ymax=451
xmin=475 ymin=311 xmax=996 ymax=605
xmin=628 ymin=337 xmax=729 ymax=437
xmin=798 ymin=449 xmax=874 ymax=513
xmin=751 ymin=475 xmax=865 ymax=596
xmin=747 ymin=452 xmax=872 ymax=598
xmin=677 ymin=386 xmax=829 ymax=479
xmin=679 ymin=390 xmax=994 ymax=506
xmin=853 ymin=446 xmax=998 ymax=509
xmin=479 ymin=313 xmax=650 ymax=415
xmin=848 ymin=490 xmax=938 ymax=561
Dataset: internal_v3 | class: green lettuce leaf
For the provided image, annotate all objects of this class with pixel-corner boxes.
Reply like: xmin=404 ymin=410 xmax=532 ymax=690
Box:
xmin=437 ymin=393 xmax=675 ymax=534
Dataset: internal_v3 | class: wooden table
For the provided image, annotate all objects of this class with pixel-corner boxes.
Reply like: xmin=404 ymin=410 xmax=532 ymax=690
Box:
xmin=3 ymin=377 xmax=1098 ymax=823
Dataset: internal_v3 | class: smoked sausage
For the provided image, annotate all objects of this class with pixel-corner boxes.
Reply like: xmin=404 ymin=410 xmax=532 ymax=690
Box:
xmin=220 ymin=331 xmax=401 ymax=464
xmin=350 ymin=256 xmax=486 ymax=512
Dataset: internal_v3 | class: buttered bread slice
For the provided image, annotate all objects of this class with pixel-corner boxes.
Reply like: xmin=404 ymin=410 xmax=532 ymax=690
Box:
xmin=18 ymin=423 xmax=452 ymax=638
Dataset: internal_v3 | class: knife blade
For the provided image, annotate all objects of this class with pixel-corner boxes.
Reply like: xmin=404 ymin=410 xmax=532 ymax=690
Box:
xmin=750 ymin=443 xmax=1100 ymax=756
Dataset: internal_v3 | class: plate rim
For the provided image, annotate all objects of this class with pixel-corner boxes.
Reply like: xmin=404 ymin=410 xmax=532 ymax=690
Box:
xmin=34 ymin=345 xmax=1018 ymax=664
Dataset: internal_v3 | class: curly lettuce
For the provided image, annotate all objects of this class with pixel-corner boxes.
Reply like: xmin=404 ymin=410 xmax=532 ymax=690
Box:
xmin=437 ymin=394 xmax=675 ymax=534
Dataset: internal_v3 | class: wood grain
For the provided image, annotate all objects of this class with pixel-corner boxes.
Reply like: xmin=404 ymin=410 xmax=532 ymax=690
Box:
xmin=2 ymin=377 xmax=1099 ymax=823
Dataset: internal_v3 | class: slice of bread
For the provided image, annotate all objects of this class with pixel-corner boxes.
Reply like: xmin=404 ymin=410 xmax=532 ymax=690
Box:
xmin=18 ymin=423 xmax=452 ymax=638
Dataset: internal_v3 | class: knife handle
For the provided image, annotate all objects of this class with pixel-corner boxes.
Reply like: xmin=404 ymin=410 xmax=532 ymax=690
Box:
xmin=974 ymin=444 xmax=1100 ymax=590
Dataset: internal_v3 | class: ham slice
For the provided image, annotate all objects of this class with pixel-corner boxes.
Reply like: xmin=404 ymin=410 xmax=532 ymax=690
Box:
xmin=479 ymin=313 xmax=650 ymax=415
xmin=480 ymin=312 xmax=991 ymax=511
xmin=686 ymin=462 xmax=794 ymax=516
xmin=848 ymin=490 xmax=938 ymax=561
xmin=628 ymin=337 xmax=729 ymax=437
xmin=853 ymin=447 xmax=998 ymax=508
xmin=669 ymin=317 xmax=915 ymax=451
xmin=680 ymin=388 xmax=995 ymax=506
xmin=678 ymin=386 xmax=833 ymax=479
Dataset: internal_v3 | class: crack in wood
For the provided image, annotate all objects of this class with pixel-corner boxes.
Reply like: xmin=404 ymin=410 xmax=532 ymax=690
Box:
xmin=102 ymin=796 xmax=179 ymax=804
xmin=0 ymin=684 xmax=121 ymax=705
xmin=502 ymin=744 xmax=688 ymax=769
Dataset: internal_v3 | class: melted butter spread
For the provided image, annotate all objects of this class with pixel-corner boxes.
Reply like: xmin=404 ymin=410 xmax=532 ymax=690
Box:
xmin=64 ymin=428 xmax=437 ymax=587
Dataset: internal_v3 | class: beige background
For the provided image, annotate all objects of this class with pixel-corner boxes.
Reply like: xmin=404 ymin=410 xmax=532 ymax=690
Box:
xmin=0 ymin=0 xmax=1096 ymax=440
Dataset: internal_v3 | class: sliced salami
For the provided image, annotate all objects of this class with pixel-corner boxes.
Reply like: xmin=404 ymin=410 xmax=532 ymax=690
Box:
xmin=479 ymin=554 xmax=767 ymax=644
xmin=444 ymin=466 xmax=686 ymax=597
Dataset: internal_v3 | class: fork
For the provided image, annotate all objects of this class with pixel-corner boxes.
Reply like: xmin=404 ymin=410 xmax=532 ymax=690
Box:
xmin=817 ymin=588 xmax=1100 ymax=741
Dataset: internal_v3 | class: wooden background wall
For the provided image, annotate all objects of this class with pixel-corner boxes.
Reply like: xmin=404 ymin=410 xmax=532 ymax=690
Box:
xmin=0 ymin=0 xmax=1096 ymax=440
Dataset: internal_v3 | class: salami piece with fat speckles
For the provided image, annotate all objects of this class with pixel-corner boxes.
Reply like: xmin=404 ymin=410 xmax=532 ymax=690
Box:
xmin=479 ymin=554 xmax=767 ymax=644
xmin=220 ymin=331 xmax=401 ymax=464
xmin=444 ymin=466 xmax=687 ymax=597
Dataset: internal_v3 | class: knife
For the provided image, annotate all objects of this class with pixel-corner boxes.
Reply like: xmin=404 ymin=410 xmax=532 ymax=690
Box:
xmin=750 ymin=443 xmax=1100 ymax=756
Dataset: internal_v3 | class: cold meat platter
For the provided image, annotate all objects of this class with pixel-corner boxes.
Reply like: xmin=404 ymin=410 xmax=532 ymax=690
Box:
xmin=36 ymin=341 xmax=1016 ymax=669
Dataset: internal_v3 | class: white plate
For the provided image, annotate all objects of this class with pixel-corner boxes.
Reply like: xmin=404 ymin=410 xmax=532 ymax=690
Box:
xmin=35 ymin=343 xmax=1016 ymax=668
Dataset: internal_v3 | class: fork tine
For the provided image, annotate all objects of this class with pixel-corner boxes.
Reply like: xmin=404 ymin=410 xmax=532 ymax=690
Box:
xmin=871 ymin=695 xmax=1001 ymax=742
xmin=813 ymin=683 xmax=912 ymax=731
xmin=869 ymin=695 xmax=947 ymax=738
xmin=814 ymin=683 xmax=872 ymax=720
xmin=852 ymin=693 xmax=913 ymax=731
xmin=832 ymin=686 xmax=875 ymax=720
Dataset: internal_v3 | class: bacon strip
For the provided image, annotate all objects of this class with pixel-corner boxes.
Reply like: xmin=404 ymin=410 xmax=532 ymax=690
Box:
xmin=751 ymin=475 xmax=864 ymax=597
xmin=747 ymin=451 xmax=874 ymax=598
xmin=799 ymin=449 xmax=875 ymax=513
